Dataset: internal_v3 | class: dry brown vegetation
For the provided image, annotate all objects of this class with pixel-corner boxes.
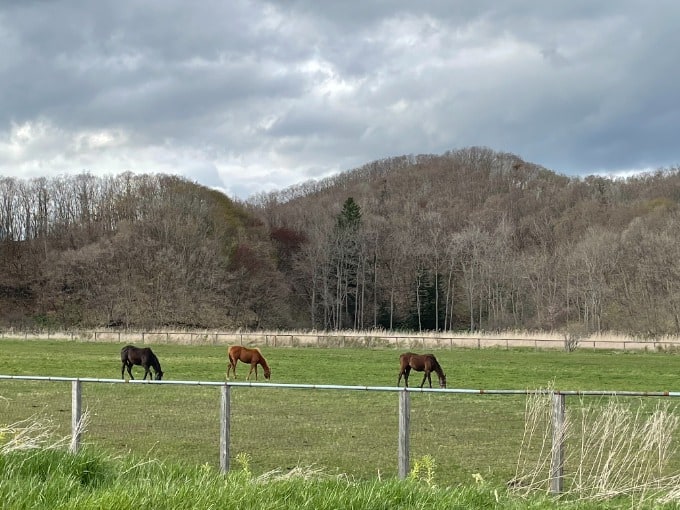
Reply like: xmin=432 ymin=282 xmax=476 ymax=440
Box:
xmin=513 ymin=388 xmax=680 ymax=505
xmin=4 ymin=328 xmax=680 ymax=352
xmin=3 ymin=147 xmax=680 ymax=337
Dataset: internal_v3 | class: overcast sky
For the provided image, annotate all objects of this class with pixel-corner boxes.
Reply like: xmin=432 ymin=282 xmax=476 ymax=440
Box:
xmin=1 ymin=1 xmax=678 ymax=200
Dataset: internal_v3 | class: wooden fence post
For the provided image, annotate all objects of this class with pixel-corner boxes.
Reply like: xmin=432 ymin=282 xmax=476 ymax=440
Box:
xmin=550 ymin=392 xmax=566 ymax=494
xmin=398 ymin=389 xmax=410 ymax=479
xmin=220 ymin=384 xmax=231 ymax=473
xmin=70 ymin=380 xmax=82 ymax=453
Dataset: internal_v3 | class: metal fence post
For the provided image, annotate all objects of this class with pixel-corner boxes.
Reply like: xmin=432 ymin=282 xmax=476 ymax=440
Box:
xmin=398 ymin=389 xmax=410 ymax=479
xmin=70 ymin=380 xmax=82 ymax=453
xmin=220 ymin=384 xmax=231 ymax=473
xmin=550 ymin=392 xmax=566 ymax=494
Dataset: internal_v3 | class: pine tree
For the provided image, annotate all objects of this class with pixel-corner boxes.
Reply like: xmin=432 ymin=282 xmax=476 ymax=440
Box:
xmin=337 ymin=197 xmax=362 ymax=230
xmin=330 ymin=197 xmax=363 ymax=329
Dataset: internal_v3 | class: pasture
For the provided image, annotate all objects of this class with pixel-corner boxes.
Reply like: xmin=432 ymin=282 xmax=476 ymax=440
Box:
xmin=1 ymin=339 xmax=680 ymax=488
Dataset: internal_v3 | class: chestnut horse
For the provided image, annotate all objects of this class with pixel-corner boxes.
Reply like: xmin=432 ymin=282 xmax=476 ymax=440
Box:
xmin=397 ymin=352 xmax=446 ymax=388
xmin=226 ymin=345 xmax=271 ymax=381
xmin=121 ymin=345 xmax=164 ymax=381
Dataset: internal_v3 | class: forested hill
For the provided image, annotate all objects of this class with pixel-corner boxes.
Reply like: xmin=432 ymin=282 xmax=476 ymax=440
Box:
xmin=3 ymin=147 xmax=680 ymax=335
xmin=248 ymin=147 xmax=680 ymax=336
xmin=0 ymin=172 xmax=291 ymax=330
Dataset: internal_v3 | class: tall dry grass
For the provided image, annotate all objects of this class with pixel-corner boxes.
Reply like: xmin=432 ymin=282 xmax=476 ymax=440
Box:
xmin=0 ymin=417 xmax=62 ymax=453
xmin=5 ymin=327 xmax=680 ymax=351
xmin=511 ymin=388 xmax=680 ymax=505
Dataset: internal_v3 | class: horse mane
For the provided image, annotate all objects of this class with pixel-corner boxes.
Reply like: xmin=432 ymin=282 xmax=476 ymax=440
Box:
xmin=429 ymin=355 xmax=445 ymax=376
xmin=256 ymin=348 xmax=270 ymax=369
xmin=149 ymin=350 xmax=162 ymax=371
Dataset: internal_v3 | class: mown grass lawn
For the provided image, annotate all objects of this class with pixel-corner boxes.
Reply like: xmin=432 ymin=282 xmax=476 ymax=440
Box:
xmin=1 ymin=339 xmax=680 ymax=488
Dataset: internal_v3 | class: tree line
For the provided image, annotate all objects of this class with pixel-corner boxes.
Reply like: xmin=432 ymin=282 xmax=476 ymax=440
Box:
xmin=3 ymin=147 xmax=680 ymax=336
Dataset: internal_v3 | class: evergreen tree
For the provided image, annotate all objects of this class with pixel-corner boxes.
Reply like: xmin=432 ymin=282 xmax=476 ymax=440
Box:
xmin=330 ymin=197 xmax=363 ymax=329
xmin=337 ymin=197 xmax=362 ymax=230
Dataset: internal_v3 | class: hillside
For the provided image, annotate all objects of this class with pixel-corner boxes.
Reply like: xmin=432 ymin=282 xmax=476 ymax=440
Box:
xmin=248 ymin=146 xmax=680 ymax=336
xmin=3 ymin=147 xmax=680 ymax=335
xmin=0 ymin=172 xmax=292 ymax=330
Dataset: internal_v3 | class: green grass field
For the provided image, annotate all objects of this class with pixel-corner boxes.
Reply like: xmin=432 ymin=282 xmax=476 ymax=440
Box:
xmin=2 ymin=339 xmax=680 ymax=489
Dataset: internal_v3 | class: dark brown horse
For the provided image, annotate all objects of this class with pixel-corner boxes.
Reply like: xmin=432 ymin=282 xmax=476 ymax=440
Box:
xmin=397 ymin=352 xmax=446 ymax=388
xmin=121 ymin=345 xmax=164 ymax=381
xmin=226 ymin=345 xmax=271 ymax=381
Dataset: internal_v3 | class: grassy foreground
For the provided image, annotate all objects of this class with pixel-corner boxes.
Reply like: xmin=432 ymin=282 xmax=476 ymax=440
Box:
xmin=0 ymin=446 xmax=661 ymax=510
xmin=3 ymin=339 xmax=680 ymax=507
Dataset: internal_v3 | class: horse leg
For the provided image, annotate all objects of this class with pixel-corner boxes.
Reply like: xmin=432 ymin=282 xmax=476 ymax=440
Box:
xmin=228 ymin=358 xmax=238 ymax=379
xmin=402 ymin=367 xmax=411 ymax=387
xmin=246 ymin=363 xmax=255 ymax=381
xmin=397 ymin=367 xmax=407 ymax=387
xmin=126 ymin=362 xmax=135 ymax=380
xmin=143 ymin=364 xmax=151 ymax=380
xmin=121 ymin=362 xmax=126 ymax=380
xmin=420 ymin=371 xmax=430 ymax=388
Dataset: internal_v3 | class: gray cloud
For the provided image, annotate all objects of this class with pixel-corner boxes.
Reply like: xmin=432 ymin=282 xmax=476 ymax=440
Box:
xmin=1 ymin=1 xmax=679 ymax=199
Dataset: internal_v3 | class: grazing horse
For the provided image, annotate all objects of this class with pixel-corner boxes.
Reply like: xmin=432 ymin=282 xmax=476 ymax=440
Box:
xmin=121 ymin=345 xmax=164 ymax=381
xmin=226 ymin=345 xmax=271 ymax=381
xmin=397 ymin=352 xmax=446 ymax=389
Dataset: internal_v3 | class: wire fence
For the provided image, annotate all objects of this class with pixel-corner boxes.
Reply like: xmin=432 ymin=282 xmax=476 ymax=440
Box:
xmin=2 ymin=374 xmax=680 ymax=494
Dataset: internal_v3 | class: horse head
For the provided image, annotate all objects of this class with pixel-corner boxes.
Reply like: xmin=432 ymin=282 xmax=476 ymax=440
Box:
xmin=264 ymin=367 xmax=271 ymax=380
xmin=439 ymin=374 xmax=447 ymax=388
xmin=156 ymin=371 xmax=164 ymax=381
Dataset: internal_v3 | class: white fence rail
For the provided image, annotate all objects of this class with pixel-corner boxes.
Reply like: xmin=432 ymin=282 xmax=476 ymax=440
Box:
xmin=1 ymin=374 xmax=679 ymax=494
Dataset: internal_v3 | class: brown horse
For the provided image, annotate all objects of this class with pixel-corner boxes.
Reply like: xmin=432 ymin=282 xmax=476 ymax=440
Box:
xmin=226 ymin=345 xmax=271 ymax=381
xmin=397 ymin=352 xmax=446 ymax=388
xmin=121 ymin=345 xmax=164 ymax=381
